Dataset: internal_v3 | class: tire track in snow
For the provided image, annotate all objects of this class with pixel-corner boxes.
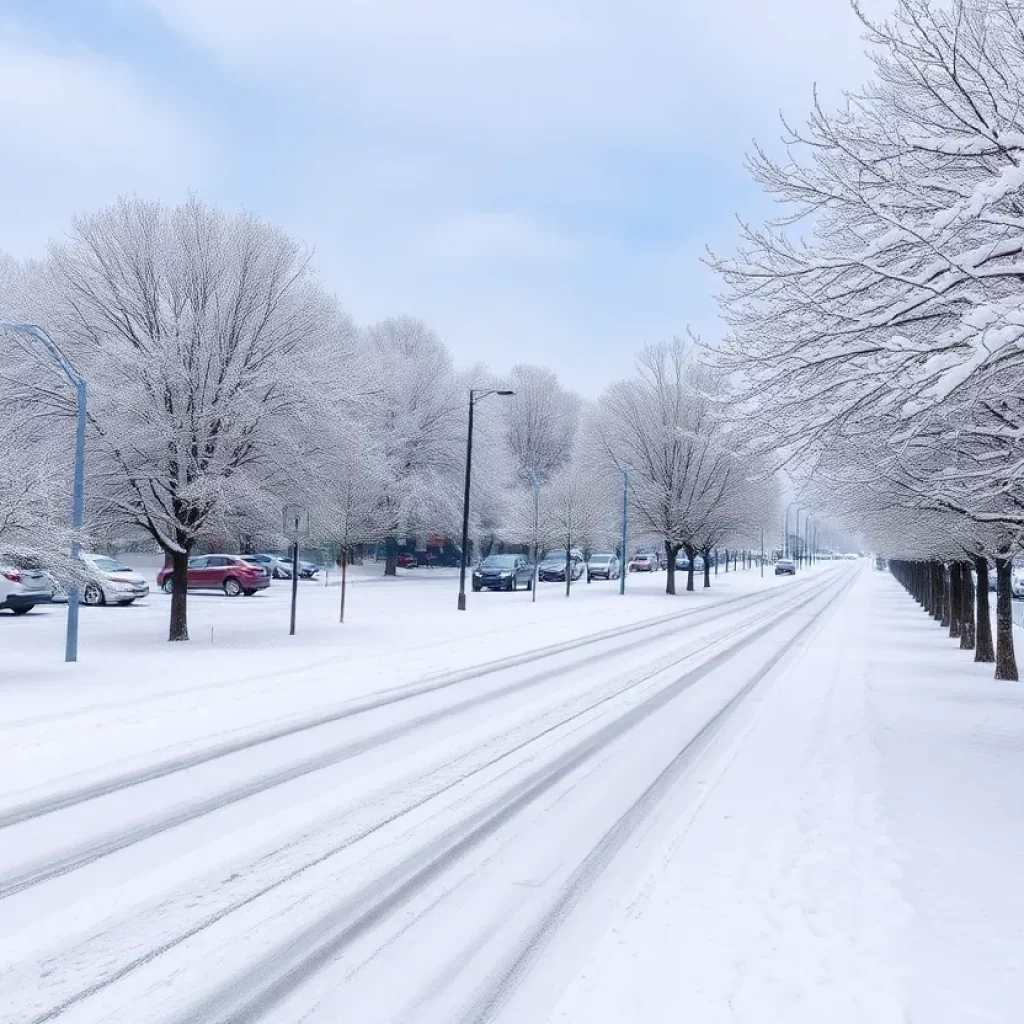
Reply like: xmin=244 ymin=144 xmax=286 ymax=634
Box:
xmin=19 ymin=603 xmax=765 ymax=1024
xmin=456 ymin=570 xmax=857 ymax=1024
xmin=0 ymin=580 xmax=813 ymax=903
xmin=0 ymin=578 xmax=820 ymax=831
xmin=164 ymin=572 xmax=855 ymax=1024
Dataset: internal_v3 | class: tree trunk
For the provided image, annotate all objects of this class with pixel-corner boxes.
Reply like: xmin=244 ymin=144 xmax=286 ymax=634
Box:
xmin=703 ymin=547 xmax=711 ymax=588
xmin=960 ymin=560 xmax=975 ymax=650
xmin=714 ymin=549 xmax=718 ymax=575
xmin=949 ymin=562 xmax=962 ymax=639
xmin=665 ymin=541 xmax=681 ymax=595
xmin=339 ymin=547 xmax=348 ymax=623
xmin=995 ymin=557 xmax=1018 ymax=681
xmin=940 ymin=563 xmax=951 ymax=628
xmin=724 ymin=548 xmax=729 ymax=572
xmin=169 ymin=548 xmax=190 ymax=642
xmin=974 ymin=556 xmax=995 ymax=663
xmin=686 ymin=543 xmax=696 ymax=592
xmin=565 ymin=544 xmax=572 ymax=598
xmin=384 ymin=535 xmax=398 ymax=576
xmin=932 ymin=561 xmax=944 ymax=622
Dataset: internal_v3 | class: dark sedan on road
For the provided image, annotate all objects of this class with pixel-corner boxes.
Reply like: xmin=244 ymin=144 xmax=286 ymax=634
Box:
xmin=472 ymin=554 xmax=534 ymax=592
xmin=775 ymin=558 xmax=797 ymax=576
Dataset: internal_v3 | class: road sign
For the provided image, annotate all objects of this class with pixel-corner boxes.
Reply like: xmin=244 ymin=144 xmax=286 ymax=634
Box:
xmin=282 ymin=503 xmax=309 ymax=541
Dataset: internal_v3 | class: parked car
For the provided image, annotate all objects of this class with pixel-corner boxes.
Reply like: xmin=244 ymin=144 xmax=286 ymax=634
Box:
xmin=628 ymin=553 xmax=658 ymax=573
xmin=242 ymin=553 xmax=292 ymax=579
xmin=295 ymin=557 xmax=320 ymax=579
xmin=674 ymin=553 xmax=706 ymax=572
xmin=1010 ymin=565 xmax=1024 ymax=598
xmin=775 ymin=558 xmax=797 ymax=576
xmin=47 ymin=572 xmax=68 ymax=604
xmin=77 ymin=552 xmax=150 ymax=605
xmin=538 ymin=551 xmax=585 ymax=582
xmin=587 ymin=553 xmax=621 ymax=581
xmin=396 ymin=552 xmax=418 ymax=569
xmin=0 ymin=556 xmax=53 ymax=615
xmin=157 ymin=555 xmax=270 ymax=597
xmin=472 ymin=554 xmax=534 ymax=591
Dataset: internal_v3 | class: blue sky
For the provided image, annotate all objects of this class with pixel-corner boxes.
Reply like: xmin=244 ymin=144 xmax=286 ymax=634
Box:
xmin=0 ymin=0 xmax=884 ymax=389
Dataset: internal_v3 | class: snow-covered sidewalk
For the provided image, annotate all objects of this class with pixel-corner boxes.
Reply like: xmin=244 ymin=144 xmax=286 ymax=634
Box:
xmin=547 ymin=569 xmax=1024 ymax=1024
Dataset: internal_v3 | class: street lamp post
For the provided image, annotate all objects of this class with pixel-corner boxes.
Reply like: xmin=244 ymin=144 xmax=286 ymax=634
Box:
xmin=1 ymin=320 xmax=86 ymax=662
xmin=619 ymin=467 xmax=630 ymax=596
xmin=457 ymin=388 xmax=514 ymax=611
xmin=528 ymin=468 xmax=540 ymax=603
xmin=783 ymin=500 xmax=802 ymax=559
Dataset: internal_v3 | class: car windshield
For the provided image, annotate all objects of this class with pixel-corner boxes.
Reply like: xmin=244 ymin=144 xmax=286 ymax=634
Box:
xmin=93 ymin=557 xmax=130 ymax=573
xmin=481 ymin=556 xmax=518 ymax=568
xmin=590 ymin=555 xmax=611 ymax=563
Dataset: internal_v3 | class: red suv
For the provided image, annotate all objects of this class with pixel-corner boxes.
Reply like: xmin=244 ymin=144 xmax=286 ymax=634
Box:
xmin=157 ymin=555 xmax=270 ymax=597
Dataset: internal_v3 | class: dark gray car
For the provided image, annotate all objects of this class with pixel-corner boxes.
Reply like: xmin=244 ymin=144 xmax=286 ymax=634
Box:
xmin=472 ymin=554 xmax=534 ymax=592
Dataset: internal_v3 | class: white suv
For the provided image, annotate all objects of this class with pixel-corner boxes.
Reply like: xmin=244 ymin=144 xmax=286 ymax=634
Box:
xmin=0 ymin=557 xmax=54 ymax=616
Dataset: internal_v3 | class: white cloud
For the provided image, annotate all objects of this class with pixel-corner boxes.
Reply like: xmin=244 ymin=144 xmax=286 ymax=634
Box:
xmin=140 ymin=0 xmax=882 ymax=146
xmin=5 ymin=2 xmax=894 ymax=387
xmin=0 ymin=21 xmax=213 ymax=256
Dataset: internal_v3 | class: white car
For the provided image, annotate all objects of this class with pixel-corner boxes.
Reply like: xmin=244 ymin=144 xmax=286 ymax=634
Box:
xmin=1010 ymin=565 xmax=1024 ymax=598
xmin=77 ymin=552 xmax=150 ymax=606
xmin=0 ymin=557 xmax=54 ymax=615
xmin=242 ymin=553 xmax=293 ymax=579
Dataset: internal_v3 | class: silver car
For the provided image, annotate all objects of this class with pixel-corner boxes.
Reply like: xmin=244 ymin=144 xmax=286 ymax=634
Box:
xmin=587 ymin=553 xmax=621 ymax=580
xmin=78 ymin=552 xmax=150 ymax=605
xmin=0 ymin=557 xmax=54 ymax=615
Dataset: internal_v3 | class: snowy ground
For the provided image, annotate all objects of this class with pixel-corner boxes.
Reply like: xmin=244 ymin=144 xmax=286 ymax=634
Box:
xmin=1 ymin=563 xmax=1021 ymax=1023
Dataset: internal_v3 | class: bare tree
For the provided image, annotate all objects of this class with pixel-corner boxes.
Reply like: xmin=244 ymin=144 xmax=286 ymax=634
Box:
xmin=503 ymin=364 xmax=580 ymax=484
xmin=363 ymin=317 xmax=467 ymax=574
xmin=17 ymin=196 xmax=356 ymax=641
xmin=532 ymin=458 xmax=616 ymax=597
xmin=595 ymin=341 xmax=760 ymax=594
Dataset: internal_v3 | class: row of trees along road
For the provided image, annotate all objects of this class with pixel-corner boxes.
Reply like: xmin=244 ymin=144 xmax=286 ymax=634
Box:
xmin=1 ymin=199 xmax=779 ymax=642
xmin=710 ymin=0 xmax=1024 ymax=680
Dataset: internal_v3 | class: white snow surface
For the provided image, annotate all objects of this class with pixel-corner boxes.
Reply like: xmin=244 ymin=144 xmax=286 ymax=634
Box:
xmin=1 ymin=563 xmax=1021 ymax=1023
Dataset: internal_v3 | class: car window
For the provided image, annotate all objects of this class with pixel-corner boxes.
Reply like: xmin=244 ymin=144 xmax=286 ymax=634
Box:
xmin=92 ymin=556 xmax=131 ymax=573
xmin=208 ymin=556 xmax=231 ymax=567
xmin=188 ymin=556 xmax=208 ymax=568
xmin=481 ymin=555 xmax=518 ymax=568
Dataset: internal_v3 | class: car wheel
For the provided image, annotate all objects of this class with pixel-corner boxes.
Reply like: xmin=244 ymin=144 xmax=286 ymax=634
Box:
xmin=223 ymin=577 xmax=243 ymax=597
xmin=11 ymin=606 xmax=32 ymax=616
xmin=526 ymin=577 xmax=533 ymax=591
xmin=161 ymin=578 xmax=175 ymax=594
xmin=83 ymin=583 xmax=105 ymax=606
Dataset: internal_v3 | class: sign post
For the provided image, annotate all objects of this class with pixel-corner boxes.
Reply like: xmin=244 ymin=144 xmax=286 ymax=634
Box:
xmin=283 ymin=503 xmax=309 ymax=636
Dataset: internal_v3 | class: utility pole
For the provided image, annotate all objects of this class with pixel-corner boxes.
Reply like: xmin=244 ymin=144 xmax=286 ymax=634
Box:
xmin=1 ymin=321 xmax=86 ymax=662
xmin=457 ymin=388 xmax=514 ymax=611
xmin=529 ymin=468 xmax=540 ymax=603
xmin=619 ymin=467 xmax=629 ymax=596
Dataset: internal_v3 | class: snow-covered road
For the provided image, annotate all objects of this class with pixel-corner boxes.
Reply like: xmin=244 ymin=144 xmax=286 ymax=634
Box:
xmin=3 ymin=564 xmax=1020 ymax=1023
